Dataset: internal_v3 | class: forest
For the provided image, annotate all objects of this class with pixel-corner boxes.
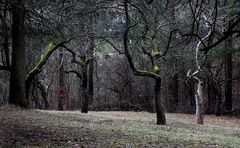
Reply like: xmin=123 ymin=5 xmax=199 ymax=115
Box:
xmin=0 ymin=0 xmax=240 ymax=147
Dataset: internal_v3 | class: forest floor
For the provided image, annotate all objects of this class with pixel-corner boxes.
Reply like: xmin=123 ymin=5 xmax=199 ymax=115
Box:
xmin=0 ymin=106 xmax=240 ymax=148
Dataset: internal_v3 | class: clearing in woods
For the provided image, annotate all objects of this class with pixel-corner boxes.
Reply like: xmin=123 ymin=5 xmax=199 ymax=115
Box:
xmin=0 ymin=106 xmax=240 ymax=147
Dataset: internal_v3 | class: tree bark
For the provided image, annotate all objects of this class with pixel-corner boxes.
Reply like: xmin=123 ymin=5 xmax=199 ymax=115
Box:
xmin=9 ymin=0 xmax=27 ymax=107
xmin=195 ymin=79 xmax=204 ymax=124
xmin=195 ymin=95 xmax=203 ymax=124
xmin=155 ymin=78 xmax=166 ymax=125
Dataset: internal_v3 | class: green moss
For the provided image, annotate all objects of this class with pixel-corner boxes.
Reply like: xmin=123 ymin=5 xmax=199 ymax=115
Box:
xmin=140 ymin=40 xmax=145 ymax=47
xmin=25 ymin=41 xmax=59 ymax=82
xmin=152 ymin=51 xmax=161 ymax=58
xmin=136 ymin=69 xmax=160 ymax=78
xmin=153 ymin=64 xmax=160 ymax=73
xmin=48 ymin=41 xmax=55 ymax=51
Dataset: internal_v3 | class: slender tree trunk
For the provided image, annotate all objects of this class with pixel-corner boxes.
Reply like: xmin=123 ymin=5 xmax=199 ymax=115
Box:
xmin=168 ymin=74 xmax=178 ymax=112
xmin=58 ymin=50 xmax=65 ymax=110
xmin=223 ymin=0 xmax=233 ymax=112
xmin=9 ymin=0 xmax=27 ymax=107
xmin=37 ymin=81 xmax=49 ymax=109
xmin=195 ymin=95 xmax=203 ymax=124
xmin=81 ymin=65 xmax=88 ymax=113
xmin=88 ymin=37 xmax=94 ymax=106
xmin=155 ymin=77 xmax=166 ymax=125
xmin=32 ymin=77 xmax=41 ymax=108
xmin=87 ymin=65 xmax=93 ymax=104
xmin=77 ymin=77 xmax=82 ymax=109
xmin=87 ymin=12 xmax=95 ymax=106
xmin=195 ymin=79 xmax=204 ymax=124
xmin=207 ymin=78 xmax=211 ymax=112
xmin=224 ymin=36 xmax=232 ymax=112
xmin=167 ymin=1 xmax=178 ymax=112
xmin=2 ymin=0 xmax=10 ymax=68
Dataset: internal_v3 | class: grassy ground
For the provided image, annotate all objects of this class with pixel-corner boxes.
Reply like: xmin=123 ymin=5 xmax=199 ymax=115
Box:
xmin=0 ymin=106 xmax=240 ymax=147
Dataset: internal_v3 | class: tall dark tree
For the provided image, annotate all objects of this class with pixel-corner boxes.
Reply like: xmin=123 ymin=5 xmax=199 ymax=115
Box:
xmin=9 ymin=0 xmax=27 ymax=107
xmin=64 ymin=45 xmax=95 ymax=113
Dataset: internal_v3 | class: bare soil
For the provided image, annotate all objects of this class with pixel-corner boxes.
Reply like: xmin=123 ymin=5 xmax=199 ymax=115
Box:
xmin=0 ymin=106 xmax=240 ymax=147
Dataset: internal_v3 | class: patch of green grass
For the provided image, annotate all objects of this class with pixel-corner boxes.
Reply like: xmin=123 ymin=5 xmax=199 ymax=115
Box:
xmin=93 ymin=124 xmax=240 ymax=147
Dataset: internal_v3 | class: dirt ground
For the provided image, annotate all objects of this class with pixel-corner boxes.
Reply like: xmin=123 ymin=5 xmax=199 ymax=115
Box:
xmin=0 ymin=106 xmax=240 ymax=147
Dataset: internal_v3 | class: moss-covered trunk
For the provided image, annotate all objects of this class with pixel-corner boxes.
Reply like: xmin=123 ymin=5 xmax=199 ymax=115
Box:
xmin=9 ymin=0 xmax=28 ymax=107
xmin=155 ymin=78 xmax=166 ymax=125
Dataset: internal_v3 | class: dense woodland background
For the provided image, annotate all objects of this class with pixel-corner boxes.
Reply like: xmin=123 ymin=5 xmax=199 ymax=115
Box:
xmin=0 ymin=0 xmax=240 ymax=125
